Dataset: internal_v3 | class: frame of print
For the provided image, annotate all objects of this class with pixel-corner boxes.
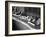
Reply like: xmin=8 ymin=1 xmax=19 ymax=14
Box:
xmin=5 ymin=1 xmax=45 ymax=36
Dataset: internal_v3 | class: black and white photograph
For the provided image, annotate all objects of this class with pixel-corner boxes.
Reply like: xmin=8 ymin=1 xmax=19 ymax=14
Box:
xmin=12 ymin=6 xmax=41 ymax=30
xmin=5 ymin=1 xmax=45 ymax=36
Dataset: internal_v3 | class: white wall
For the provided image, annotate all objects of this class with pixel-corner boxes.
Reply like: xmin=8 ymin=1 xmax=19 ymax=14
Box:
xmin=0 ymin=0 xmax=46 ymax=37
